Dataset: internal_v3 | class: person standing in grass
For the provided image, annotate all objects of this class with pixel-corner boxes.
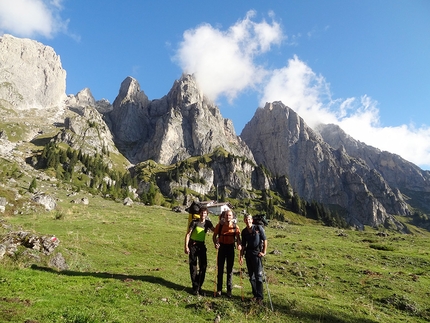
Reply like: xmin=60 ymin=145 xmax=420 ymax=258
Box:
xmin=239 ymin=214 xmax=267 ymax=304
xmin=184 ymin=206 xmax=214 ymax=296
xmin=213 ymin=210 xmax=242 ymax=298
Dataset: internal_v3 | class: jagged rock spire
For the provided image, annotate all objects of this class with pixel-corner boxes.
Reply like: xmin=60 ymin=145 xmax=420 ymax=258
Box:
xmin=108 ymin=74 xmax=254 ymax=165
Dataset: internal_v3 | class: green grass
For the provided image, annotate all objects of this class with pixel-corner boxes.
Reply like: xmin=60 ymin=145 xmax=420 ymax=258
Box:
xmin=1 ymin=195 xmax=430 ymax=323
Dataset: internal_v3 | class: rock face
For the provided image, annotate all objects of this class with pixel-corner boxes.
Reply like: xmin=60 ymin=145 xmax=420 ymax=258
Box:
xmin=0 ymin=34 xmax=66 ymax=111
xmin=32 ymin=193 xmax=57 ymax=211
xmin=55 ymin=105 xmax=121 ymax=158
xmin=316 ymin=124 xmax=430 ymax=192
xmin=109 ymin=77 xmax=149 ymax=148
xmin=65 ymin=88 xmax=113 ymax=114
xmin=152 ymin=151 xmax=270 ymax=199
xmin=108 ymin=75 xmax=254 ymax=165
xmin=316 ymin=123 xmax=430 ymax=214
xmin=241 ymin=101 xmax=410 ymax=228
xmin=0 ymin=230 xmax=60 ymax=259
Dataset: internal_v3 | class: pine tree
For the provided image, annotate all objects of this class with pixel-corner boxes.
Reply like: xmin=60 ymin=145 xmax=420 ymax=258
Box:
xmin=292 ymin=193 xmax=302 ymax=214
xmin=147 ymin=183 xmax=156 ymax=205
xmin=29 ymin=178 xmax=37 ymax=193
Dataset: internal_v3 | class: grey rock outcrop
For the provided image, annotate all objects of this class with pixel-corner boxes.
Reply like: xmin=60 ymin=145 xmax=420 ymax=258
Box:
xmin=65 ymin=88 xmax=113 ymax=114
xmin=0 ymin=230 xmax=60 ymax=259
xmin=154 ymin=152 xmax=264 ymax=199
xmin=316 ymin=124 xmax=430 ymax=192
xmin=108 ymin=74 xmax=254 ymax=165
xmin=65 ymin=88 xmax=96 ymax=111
xmin=241 ymin=101 xmax=410 ymax=228
xmin=49 ymin=252 xmax=68 ymax=271
xmin=55 ymin=106 xmax=121 ymax=158
xmin=32 ymin=193 xmax=57 ymax=211
xmin=0 ymin=34 xmax=66 ymax=111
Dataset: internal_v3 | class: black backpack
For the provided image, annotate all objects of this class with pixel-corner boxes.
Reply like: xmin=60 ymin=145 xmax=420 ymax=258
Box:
xmin=252 ymin=214 xmax=269 ymax=226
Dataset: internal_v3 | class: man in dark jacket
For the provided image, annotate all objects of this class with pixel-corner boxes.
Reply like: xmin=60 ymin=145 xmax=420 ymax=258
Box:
xmin=239 ymin=214 xmax=267 ymax=303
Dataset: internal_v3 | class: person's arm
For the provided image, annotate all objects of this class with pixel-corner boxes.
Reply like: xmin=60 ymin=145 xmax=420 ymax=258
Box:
xmin=212 ymin=224 xmax=220 ymax=248
xmin=259 ymin=239 xmax=267 ymax=257
xmin=187 ymin=213 xmax=192 ymax=231
xmin=184 ymin=224 xmax=194 ymax=254
xmin=209 ymin=221 xmax=215 ymax=232
xmin=239 ymin=231 xmax=245 ymax=265
xmin=235 ymin=226 xmax=242 ymax=250
xmin=258 ymin=225 xmax=267 ymax=257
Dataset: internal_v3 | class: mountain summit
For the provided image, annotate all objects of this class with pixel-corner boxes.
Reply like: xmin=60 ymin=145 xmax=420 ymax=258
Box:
xmin=107 ymin=74 xmax=254 ymax=165
xmin=241 ymin=101 xmax=410 ymax=229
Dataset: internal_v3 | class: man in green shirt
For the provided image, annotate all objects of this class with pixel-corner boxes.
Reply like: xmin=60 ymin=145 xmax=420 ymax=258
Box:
xmin=184 ymin=206 xmax=214 ymax=295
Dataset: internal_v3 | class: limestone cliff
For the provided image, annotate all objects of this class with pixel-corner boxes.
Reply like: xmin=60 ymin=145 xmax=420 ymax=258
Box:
xmin=316 ymin=123 xmax=430 ymax=213
xmin=108 ymin=74 xmax=254 ymax=165
xmin=241 ymin=101 xmax=410 ymax=228
xmin=0 ymin=34 xmax=66 ymax=113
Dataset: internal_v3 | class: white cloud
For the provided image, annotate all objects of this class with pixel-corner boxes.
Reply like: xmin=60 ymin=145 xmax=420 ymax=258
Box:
xmin=338 ymin=110 xmax=430 ymax=169
xmin=174 ymin=10 xmax=283 ymax=102
xmin=175 ymin=11 xmax=430 ymax=169
xmin=260 ymin=55 xmax=337 ymax=126
xmin=261 ymin=56 xmax=430 ymax=169
xmin=0 ymin=0 xmax=68 ymax=38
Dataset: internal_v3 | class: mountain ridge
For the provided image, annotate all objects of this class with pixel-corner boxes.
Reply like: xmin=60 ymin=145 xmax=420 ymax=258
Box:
xmin=1 ymin=34 xmax=429 ymax=230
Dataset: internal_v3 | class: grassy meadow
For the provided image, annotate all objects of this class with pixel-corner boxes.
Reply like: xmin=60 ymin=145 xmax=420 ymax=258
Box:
xmin=1 ymin=193 xmax=430 ymax=323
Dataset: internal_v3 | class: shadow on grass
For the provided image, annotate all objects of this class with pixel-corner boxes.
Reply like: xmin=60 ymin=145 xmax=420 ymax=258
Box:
xmin=274 ymin=304 xmax=379 ymax=323
xmin=30 ymin=264 xmax=189 ymax=292
xmin=31 ymin=265 xmax=379 ymax=323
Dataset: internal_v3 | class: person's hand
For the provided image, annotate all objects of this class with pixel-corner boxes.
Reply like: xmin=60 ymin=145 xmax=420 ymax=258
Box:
xmin=239 ymin=257 xmax=243 ymax=266
xmin=184 ymin=247 xmax=189 ymax=254
xmin=258 ymin=251 xmax=265 ymax=257
xmin=237 ymin=245 xmax=242 ymax=251
xmin=214 ymin=243 xmax=220 ymax=249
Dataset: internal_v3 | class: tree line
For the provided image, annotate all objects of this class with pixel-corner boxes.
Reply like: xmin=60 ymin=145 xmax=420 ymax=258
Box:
xmin=38 ymin=142 xmax=137 ymax=200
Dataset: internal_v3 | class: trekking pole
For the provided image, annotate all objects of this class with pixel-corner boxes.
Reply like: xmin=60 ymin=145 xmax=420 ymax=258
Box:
xmin=239 ymin=256 xmax=244 ymax=301
xmin=261 ymin=257 xmax=273 ymax=311
xmin=213 ymin=247 xmax=218 ymax=297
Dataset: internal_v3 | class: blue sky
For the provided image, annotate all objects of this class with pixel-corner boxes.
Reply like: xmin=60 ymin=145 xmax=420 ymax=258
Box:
xmin=1 ymin=0 xmax=430 ymax=170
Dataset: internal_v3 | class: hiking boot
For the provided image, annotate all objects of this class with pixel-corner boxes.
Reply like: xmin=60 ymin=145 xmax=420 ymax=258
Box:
xmin=198 ymin=289 xmax=206 ymax=296
xmin=192 ymin=289 xmax=199 ymax=296
xmin=214 ymin=291 xmax=221 ymax=297
xmin=226 ymin=290 xmax=232 ymax=298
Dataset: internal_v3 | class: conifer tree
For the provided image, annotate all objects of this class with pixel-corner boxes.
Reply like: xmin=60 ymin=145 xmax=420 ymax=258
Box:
xmin=29 ymin=178 xmax=37 ymax=193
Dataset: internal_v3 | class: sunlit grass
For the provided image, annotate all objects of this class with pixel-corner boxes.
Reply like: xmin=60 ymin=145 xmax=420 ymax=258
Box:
xmin=1 ymin=195 xmax=430 ymax=322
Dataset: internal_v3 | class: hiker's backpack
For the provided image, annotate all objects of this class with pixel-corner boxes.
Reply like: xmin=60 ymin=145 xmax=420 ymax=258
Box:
xmin=251 ymin=224 xmax=265 ymax=252
xmin=186 ymin=201 xmax=201 ymax=231
xmin=252 ymin=214 xmax=269 ymax=226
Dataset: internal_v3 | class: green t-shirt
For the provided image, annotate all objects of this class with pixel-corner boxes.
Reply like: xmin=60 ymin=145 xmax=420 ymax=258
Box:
xmin=189 ymin=219 xmax=213 ymax=242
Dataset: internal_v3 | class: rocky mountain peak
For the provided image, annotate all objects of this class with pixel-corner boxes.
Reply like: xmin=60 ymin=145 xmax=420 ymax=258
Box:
xmin=316 ymin=123 xmax=430 ymax=213
xmin=0 ymin=34 xmax=66 ymax=111
xmin=241 ymin=101 xmax=409 ymax=229
xmin=65 ymin=88 xmax=95 ymax=110
xmin=108 ymin=74 xmax=254 ymax=165
xmin=168 ymin=74 xmax=205 ymax=108
xmin=112 ymin=76 xmax=149 ymax=110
